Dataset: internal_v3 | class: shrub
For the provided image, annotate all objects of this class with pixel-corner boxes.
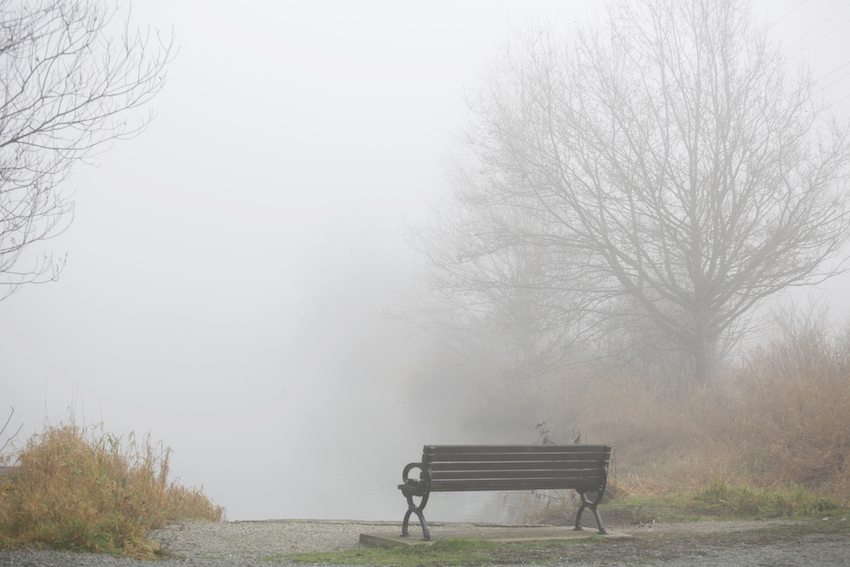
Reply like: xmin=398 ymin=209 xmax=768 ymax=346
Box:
xmin=0 ymin=422 xmax=224 ymax=558
xmin=732 ymin=322 xmax=850 ymax=491
xmin=498 ymin=312 xmax=850 ymax=521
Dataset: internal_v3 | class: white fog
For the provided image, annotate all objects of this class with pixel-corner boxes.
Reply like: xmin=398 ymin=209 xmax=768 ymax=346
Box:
xmin=2 ymin=0 xmax=849 ymax=522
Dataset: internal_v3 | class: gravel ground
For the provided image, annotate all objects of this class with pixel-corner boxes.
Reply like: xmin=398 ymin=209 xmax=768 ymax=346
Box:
xmin=0 ymin=518 xmax=848 ymax=566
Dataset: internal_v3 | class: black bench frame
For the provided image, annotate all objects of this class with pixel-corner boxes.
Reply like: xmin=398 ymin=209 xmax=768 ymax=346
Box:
xmin=398 ymin=444 xmax=611 ymax=540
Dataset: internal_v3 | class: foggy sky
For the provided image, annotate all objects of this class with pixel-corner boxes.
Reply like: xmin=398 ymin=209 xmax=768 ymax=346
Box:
xmin=2 ymin=0 xmax=849 ymax=521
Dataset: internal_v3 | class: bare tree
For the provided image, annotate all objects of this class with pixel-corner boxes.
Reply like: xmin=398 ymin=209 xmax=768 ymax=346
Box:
xmin=0 ymin=0 xmax=173 ymax=298
xmin=422 ymin=0 xmax=850 ymax=387
xmin=414 ymin=196 xmax=588 ymax=383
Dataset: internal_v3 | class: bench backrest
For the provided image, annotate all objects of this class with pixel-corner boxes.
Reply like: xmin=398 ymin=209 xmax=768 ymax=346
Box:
xmin=422 ymin=445 xmax=611 ymax=493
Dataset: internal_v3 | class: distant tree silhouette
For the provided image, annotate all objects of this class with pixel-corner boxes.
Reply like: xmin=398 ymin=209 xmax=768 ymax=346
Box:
xmin=420 ymin=0 xmax=850 ymax=387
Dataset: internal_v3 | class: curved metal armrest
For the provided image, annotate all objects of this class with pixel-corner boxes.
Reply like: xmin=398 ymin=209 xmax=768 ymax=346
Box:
xmin=399 ymin=462 xmax=428 ymax=497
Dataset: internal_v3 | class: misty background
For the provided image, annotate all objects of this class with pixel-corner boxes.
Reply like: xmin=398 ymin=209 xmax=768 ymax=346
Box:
xmin=2 ymin=0 xmax=850 ymax=521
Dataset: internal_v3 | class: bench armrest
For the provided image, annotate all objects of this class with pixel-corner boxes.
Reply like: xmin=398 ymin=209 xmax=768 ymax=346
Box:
xmin=398 ymin=462 xmax=429 ymax=497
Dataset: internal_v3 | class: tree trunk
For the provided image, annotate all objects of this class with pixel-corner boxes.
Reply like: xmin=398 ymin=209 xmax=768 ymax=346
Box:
xmin=691 ymin=318 xmax=715 ymax=387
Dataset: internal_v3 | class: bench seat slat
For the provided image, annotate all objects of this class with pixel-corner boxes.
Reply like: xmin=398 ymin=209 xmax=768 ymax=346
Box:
xmin=428 ymin=445 xmax=608 ymax=455
xmin=429 ymin=452 xmax=608 ymax=463
xmin=432 ymin=460 xmax=605 ymax=471
xmin=430 ymin=479 xmax=604 ymax=492
xmin=425 ymin=445 xmax=610 ymax=454
xmin=431 ymin=468 xmax=603 ymax=481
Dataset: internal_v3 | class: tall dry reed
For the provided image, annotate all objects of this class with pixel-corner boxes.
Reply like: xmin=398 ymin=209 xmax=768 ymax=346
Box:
xmin=0 ymin=422 xmax=224 ymax=558
xmin=576 ymin=319 xmax=850 ymax=505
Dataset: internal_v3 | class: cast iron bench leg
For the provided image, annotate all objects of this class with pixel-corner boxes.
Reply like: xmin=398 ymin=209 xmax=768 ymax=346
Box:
xmin=401 ymin=494 xmax=432 ymax=540
xmin=574 ymin=491 xmax=607 ymax=535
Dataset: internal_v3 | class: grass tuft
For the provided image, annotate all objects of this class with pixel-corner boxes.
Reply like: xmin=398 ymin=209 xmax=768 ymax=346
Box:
xmin=0 ymin=422 xmax=224 ymax=558
xmin=281 ymin=539 xmax=570 ymax=566
xmin=694 ymin=479 xmax=839 ymax=517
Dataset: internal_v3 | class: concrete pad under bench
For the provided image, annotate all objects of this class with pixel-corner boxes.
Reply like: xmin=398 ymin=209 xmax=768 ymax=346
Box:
xmin=360 ymin=524 xmax=632 ymax=547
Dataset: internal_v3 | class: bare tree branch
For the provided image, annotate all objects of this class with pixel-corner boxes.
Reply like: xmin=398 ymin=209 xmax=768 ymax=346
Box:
xmin=0 ymin=406 xmax=23 ymax=454
xmin=0 ymin=0 xmax=174 ymax=299
xmin=418 ymin=0 xmax=850 ymax=388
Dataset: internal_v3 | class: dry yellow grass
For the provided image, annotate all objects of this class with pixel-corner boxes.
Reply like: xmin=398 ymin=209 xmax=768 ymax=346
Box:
xmin=476 ymin=316 xmax=850 ymax=514
xmin=0 ymin=422 xmax=224 ymax=558
xmin=579 ymin=321 xmax=850 ymax=506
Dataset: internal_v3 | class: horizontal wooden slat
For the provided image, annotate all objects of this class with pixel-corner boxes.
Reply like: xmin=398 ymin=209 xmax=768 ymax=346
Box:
xmin=431 ymin=468 xmax=602 ymax=481
xmin=432 ymin=460 xmax=602 ymax=472
xmin=434 ymin=455 xmax=608 ymax=469
xmin=425 ymin=445 xmax=610 ymax=454
xmin=430 ymin=478 xmax=604 ymax=492
xmin=429 ymin=452 xmax=607 ymax=463
xmin=422 ymin=445 xmax=611 ymax=463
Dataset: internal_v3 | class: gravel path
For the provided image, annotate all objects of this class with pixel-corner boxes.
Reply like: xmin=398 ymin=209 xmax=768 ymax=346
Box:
xmin=0 ymin=519 xmax=847 ymax=566
xmin=150 ymin=519 xmax=402 ymax=557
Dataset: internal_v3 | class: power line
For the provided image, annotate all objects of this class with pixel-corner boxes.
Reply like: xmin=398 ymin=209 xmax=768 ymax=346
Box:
xmin=782 ymin=4 xmax=850 ymax=52
xmin=823 ymin=68 xmax=850 ymax=90
xmin=819 ymin=60 xmax=850 ymax=80
xmin=768 ymin=0 xmax=811 ymax=29
xmin=769 ymin=2 xmax=850 ymax=100
xmin=797 ymin=15 xmax=850 ymax=52
xmin=826 ymin=92 xmax=850 ymax=110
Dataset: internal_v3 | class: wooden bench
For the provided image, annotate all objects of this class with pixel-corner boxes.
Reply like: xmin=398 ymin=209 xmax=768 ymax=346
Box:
xmin=398 ymin=444 xmax=612 ymax=540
